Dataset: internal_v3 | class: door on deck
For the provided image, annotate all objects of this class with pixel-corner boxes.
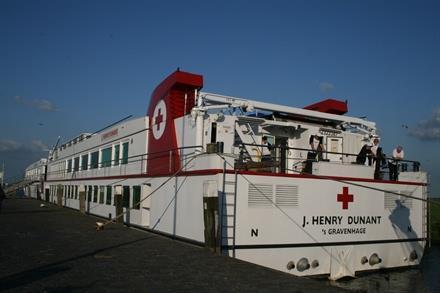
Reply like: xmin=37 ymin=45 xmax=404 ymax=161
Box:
xmin=203 ymin=180 xmax=219 ymax=252
xmin=45 ymin=188 xmax=49 ymax=202
xmin=114 ymin=186 xmax=123 ymax=224
xmin=275 ymin=137 xmax=288 ymax=173
xmin=79 ymin=186 xmax=86 ymax=214
xmin=56 ymin=185 xmax=63 ymax=206
xmin=326 ymin=137 xmax=343 ymax=162
xmin=140 ymin=184 xmax=151 ymax=227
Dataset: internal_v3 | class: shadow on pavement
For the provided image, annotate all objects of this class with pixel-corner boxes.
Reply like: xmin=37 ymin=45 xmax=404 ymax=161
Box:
xmin=0 ymin=236 xmax=154 ymax=290
xmin=1 ymin=209 xmax=64 ymax=215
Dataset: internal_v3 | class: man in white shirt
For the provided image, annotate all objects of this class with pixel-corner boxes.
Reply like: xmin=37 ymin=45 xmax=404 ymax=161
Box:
xmin=261 ymin=136 xmax=272 ymax=162
xmin=371 ymin=138 xmax=379 ymax=157
xmin=389 ymin=145 xmax=404 ymax=181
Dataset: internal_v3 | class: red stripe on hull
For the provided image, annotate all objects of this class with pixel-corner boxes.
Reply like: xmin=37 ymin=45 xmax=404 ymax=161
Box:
xmin=46 ymin=169 xmax=426 ymax=186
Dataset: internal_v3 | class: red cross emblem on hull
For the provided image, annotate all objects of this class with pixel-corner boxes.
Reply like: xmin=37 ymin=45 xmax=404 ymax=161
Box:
xmin=337 ymin=186 xmax=353 ymax=209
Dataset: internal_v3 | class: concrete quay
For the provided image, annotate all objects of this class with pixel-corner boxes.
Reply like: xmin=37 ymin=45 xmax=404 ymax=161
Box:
xmin=0 ymin=198 xmax=349 ymax=292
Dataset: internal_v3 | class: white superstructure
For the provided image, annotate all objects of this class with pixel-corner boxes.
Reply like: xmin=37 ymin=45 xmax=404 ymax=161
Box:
xmin=24 ymin=158 xmax=47 ymax=199
xmin=43 ymin=70 xmax=428 ymax=279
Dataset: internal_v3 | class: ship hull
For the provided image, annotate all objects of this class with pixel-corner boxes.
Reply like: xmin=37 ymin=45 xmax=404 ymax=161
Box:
xmin=44 ymin=169 xmax=427 ymax=279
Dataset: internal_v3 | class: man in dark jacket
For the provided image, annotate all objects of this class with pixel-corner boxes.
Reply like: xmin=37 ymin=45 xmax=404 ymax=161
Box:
xmin=371 ymin=138 xmax=386 ymax=179
xmin=356 ymin=144 xmax=372 ymax=165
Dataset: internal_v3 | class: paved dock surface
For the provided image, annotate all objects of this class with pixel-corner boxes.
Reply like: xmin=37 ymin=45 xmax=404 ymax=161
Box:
xmin=0 ymin=198 xmax=348 ymax=292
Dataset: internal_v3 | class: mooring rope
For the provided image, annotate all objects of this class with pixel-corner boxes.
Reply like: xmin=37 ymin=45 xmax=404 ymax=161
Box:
xmin=97 ymin=151 xmax=204 ymax=229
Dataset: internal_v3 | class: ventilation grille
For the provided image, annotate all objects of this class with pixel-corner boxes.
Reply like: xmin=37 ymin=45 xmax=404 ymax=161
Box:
xmin=275 ymin=185 xmax=299 ymax=207
xmin=384 ymin=191 xmax=413 ymax=210
xmin=399 ymin=191 xmax=413 ymax=209
xmin=384 ymin=191 xmax=399 ymax=209
xmin=248 ymin=184 xmax=273 ymax=207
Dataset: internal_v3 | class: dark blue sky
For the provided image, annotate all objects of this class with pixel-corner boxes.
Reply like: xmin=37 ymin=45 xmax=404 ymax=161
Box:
xmin=1 ymin=0 xmax=439 ymax=194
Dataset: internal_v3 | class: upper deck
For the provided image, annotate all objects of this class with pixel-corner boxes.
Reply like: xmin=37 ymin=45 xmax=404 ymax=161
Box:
xmin=44 ymin=70 xmax=426 ymax=187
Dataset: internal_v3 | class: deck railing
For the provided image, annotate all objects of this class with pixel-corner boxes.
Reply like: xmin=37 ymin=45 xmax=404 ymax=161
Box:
xmin=46 ymin=145 xmax=202 ymax=180
xmin=44 ymin=142 xmax=421 ymax=181
xmin=235 ymin=143 xmax=421 ymax=179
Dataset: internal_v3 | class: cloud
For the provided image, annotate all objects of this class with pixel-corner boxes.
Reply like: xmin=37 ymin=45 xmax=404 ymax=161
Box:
xmin=34 ymin=99 xmax=57 ymax=111
xmin=408 ymin=108 xmax=440 ymax=141
xmin=0 ymin=139 xmax=21 ymax=152
xmin=0 ymin=140 xmax=48 ymax=182
xmin=13 ymin=95 xmax=58 ymax=112
xmin=0 ymin=139 xmax=48 ymax=153
xmin=30 ymin=140 xmax=49 ymax=152
xmin=319 ymin=82 xmax=334 ymax=94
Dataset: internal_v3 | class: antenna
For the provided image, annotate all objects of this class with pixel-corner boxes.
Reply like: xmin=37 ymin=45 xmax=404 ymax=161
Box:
xmin=53 ymin=136 xmax=61 ymax=150
xmin=48 ymin=136 xmax=61 ymax=160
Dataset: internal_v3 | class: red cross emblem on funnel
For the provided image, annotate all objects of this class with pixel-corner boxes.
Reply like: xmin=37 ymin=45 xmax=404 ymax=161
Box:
xmin=152 ymin=99 xmax=167 ymax=140
xmin=337 ymin=186 xmax=353 ymax=209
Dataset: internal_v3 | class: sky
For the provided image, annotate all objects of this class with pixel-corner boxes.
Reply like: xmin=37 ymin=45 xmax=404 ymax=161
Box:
xmin=0 ymin=0 xmax=439 ymax=195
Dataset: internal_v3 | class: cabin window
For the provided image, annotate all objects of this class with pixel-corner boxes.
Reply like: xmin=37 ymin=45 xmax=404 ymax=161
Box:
xmin=87 ymin=185 xmax=92 ymax=202
xmin=101 ymin=147 xmax=112 ymax=168
xmin=99 ymin=186 xmax=105 ymax=204
xmin=81 ymin=154 xmax=89 ymax=170
xmin=93 ymin=185 xmax=98 ymax=203
xmin=211 ymin=122 xmax=217 ymax=143
xmin=121 ymin=142 xmax=129 ymax=165
xmin=106 ymin=186 xmax=112 ymax=205
xmin=74 ymin=157 xmax=80 ymax=172
xmin=67 ymin=159 xmax=72 ymax=173
xmin=90 ymin=151 xmax=99 ymax=169
xmin=132 ymin=186 xmax=141 ymax=210
xmin=123 ymin=186 xmax=130 ymax=208
xmin=113 ymin=144 xmax=120 ymax=166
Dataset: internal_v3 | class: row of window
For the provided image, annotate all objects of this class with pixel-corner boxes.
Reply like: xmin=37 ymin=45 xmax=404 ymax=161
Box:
xmin=48 ymin=184 xmax=141 ymax=210
xmin=66 ymin=142 xmax=129 ymax=173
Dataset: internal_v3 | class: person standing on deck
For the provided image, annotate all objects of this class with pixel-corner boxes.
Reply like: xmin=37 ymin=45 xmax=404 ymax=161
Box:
xmin=261 ymin=136 xmax=273 ymax=162
xmin=371 ymin=138 xmax=385 ymax=179
xmin=304 ymin=135 xmax=323 ymax=173
xmin=356 ymin=143 xmax=372 ymax=165
xmin=389 ymin=145 xmax=404 ymax=181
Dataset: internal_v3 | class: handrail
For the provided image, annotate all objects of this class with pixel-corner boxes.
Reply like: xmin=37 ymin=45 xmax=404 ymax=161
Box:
xmin=238 ymin=142 xmax=421 ymax=166
xmin=46 ymin=145 xmax=202 ymax=178
xmin=236 ymin=142 xmax=422 ymax=176
xmin=240 ymin=142 xmax=420 ymax=164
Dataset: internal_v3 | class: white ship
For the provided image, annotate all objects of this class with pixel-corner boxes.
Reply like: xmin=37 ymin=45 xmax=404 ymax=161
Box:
xmin=41 ymin=70 xmax=427 ymax=279
xmin=23 ymin=158 xmax=47 ymax=199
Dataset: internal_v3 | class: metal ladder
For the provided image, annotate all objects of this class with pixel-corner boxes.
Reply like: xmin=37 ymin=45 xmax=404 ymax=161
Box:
xmin=423 ymin=185 xmax=430 ymax=247
xmin=220 ymin=171 xmax=238 ymax=257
